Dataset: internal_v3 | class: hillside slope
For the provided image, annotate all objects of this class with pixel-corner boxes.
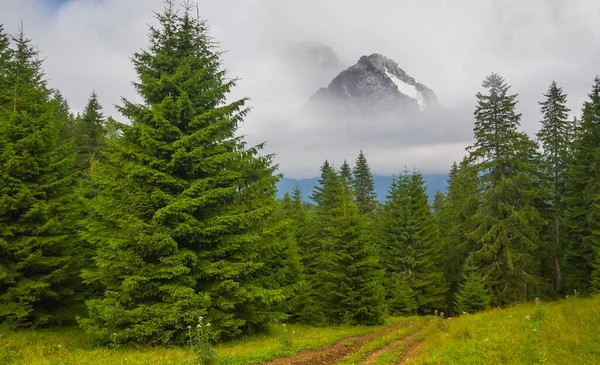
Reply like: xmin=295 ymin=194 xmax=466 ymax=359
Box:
xmin=408 ymin=295 xmax=600 ymax=364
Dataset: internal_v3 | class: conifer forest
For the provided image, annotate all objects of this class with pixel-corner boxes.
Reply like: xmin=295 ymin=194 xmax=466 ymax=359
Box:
xmin=1 ymin=1 xmax=600 ymax=356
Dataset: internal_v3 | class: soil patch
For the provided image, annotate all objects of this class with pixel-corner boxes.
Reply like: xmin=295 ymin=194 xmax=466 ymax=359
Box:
xmin=361 ymin=330 xmax=423 ymax=365
xmin=261 ymin=322 xmax=410 ymax=365
xmin=397 ymin=333 xmax=424 ymax=365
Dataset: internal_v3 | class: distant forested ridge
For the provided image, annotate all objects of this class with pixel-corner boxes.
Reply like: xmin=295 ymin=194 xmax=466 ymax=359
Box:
xmin=276 ymin=173 xmax=448 ymax=202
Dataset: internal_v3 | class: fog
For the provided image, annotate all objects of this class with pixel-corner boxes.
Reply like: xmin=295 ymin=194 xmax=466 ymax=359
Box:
xmin=2 ymin=0 xmax=599 ymax=177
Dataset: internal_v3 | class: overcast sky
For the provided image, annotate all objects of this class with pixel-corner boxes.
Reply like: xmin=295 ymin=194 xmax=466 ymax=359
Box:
xmin=2 ymin=0 xmax=600 ymax=178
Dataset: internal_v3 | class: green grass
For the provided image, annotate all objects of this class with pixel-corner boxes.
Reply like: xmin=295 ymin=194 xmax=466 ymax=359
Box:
xmin=408 ymin=295 xmax=600 ymax=365
xmin=0 ymin=317 xmax=410 ymax=365
xmin=373 ymin=348 xmax=404 ymax=365
xmin=339 ymin=318 xmax=425 ymax=365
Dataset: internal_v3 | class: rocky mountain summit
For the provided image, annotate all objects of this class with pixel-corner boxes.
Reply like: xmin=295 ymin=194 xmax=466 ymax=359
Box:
xmin=309 ymin=54 xmax=438 ymax=115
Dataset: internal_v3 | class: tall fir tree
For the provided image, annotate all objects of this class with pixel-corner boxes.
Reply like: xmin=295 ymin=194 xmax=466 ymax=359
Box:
xmin=75 ymin=91 xmax=107 ymax=170
xmin=78 ymin=3 xmax=284 ymax=345
xmin=380 ymin=169 xmax=447 ymax=314
xmin=307 ymin=164 xmax=384 ymax=325
xmin=290 ymin=185 xmax=311 ymax=260
xmin=435 ymin=159 xmax=480 ymax=312
xmin=287 ymin=186 xmax=315 ymax=323
xmin=0 ymin=25 xmax=12 ymax=111
xmin=379 ymin=173 xmax=417 ymax=315
xmin=339 ymin=159 xmax=353 ymax=191
xmin=563 ymin=76 xmax=600 ymax=294
xmin=464 ymin=73 xmax=545 ymax=305
xmin=536 ymin=81 xmax=574 ymax=293
xmin=261 ymin=194 xmax=307 ymax=322
xmin=50 ymin=90 xmax=77 ymax=146
xmin=310 ymin=159 xmax=333 ymax=205
xmin=0 ymin=30 xmax=78 ymax=326
xmin=353 ymin=150 xmax=377 ymax=215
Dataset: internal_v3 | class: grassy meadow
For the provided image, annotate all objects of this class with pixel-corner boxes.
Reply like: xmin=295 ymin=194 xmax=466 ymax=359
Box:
xmin=1 ymin=295 xmax=599 ymax=364
xmin=0 ymin=316 xmax=412 ymax=365
xmin=407 ymin=295 xmax=600 ymax=365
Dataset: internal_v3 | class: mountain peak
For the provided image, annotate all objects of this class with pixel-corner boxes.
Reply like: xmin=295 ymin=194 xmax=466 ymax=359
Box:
xmin=309 ymin=53 xmax=438 ymax=114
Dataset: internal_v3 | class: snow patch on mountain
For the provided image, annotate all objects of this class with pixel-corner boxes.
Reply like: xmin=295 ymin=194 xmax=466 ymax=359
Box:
xmin=384 ymin=67 xmax=425 ymax=111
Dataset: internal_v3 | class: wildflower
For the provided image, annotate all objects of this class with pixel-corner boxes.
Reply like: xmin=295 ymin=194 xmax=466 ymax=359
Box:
xmin=525 ymin=315 xmax=531 ymax=320
xmin=206 ymin=323 xmax=211 ymax=327
xmin=187 ymin=325 xmax=191 ymax=329
xmin=282 ymin=323 xmax=287 ymax=327
xmin=113 ymin=333 xmax=117 ymax=336
xmin=197 ymin=324 xmax=201 ymax=328
xmin=198 ymin=316 xmax=203 ymax=321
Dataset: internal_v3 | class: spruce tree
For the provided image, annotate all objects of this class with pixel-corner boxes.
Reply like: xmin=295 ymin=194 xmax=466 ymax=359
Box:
xmin=75 ymin=91 xmax=107 ymax=170
xmin=291 ymin=186 xmax=307 ymax=227
xmin=0 ymin=30 xmax=78 ymax=326
xmin=465 ymin=73 xmax=545 ymax=305
xmin=0 ymin=25 xmax=12 ymax=111
xmin=309 ymin=165 xmax=384 ymax=325
xmin=310 ymin=159 xmax=333 ymax=205
xmin=287 ymin=186 xmax=315 ymax=323
xmin=261 ymin=194 xmax=306 ymax=322
xmin=290 ymin=185 xmax=311 ymax=256
xmin=454 ymin=273 xmax=491 ymax=314
xmin=78 ymin=4 xmax=283 ymax=345
xmin=563 ymin=76 xmax=600 ymax=293
xmin=380 ymin=169 xmax=447 ymax=314
xmin=536 ymin=81 xmax=574 ymax=293
xmin=49 ymin=90 xmax=77 ymax=146
xmin=353 ymin=150 xmax=377 ymax=215
xmin=339 ymin=159 xmax=353 ymax=190
xmin=436 ymin=159 xmax=480 ymax=312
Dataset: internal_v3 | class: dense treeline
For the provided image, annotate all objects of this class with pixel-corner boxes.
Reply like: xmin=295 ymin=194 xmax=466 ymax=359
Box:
xmin=1 ymin=2 xmax=599 ymax=346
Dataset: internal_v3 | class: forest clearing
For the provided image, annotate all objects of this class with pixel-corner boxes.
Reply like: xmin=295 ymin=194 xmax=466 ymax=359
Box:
xmin=2 ymin=1 xmax=600 ymax=364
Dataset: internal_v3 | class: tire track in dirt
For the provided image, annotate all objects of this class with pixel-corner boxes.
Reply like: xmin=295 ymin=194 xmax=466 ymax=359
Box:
xmin=397 ymin=332 xmax=424 ymax=365
xmin=260 ymin=321 xmax=411 ymax=365
xmin=361 ymin=329 xmax=424 ymax=365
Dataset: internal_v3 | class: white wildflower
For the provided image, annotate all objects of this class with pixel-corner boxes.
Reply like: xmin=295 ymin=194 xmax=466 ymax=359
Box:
xmin=525 ymin=315 xmax=531 ymax=320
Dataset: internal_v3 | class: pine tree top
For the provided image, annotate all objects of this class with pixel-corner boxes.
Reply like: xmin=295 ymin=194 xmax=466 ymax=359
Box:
xmin=339 ymin=160 xmax=353 ymax=186
xmin=352 ymin=150 xmax=377 ymax=215
xmin=470 ymin=73 xmax=523 ymax=164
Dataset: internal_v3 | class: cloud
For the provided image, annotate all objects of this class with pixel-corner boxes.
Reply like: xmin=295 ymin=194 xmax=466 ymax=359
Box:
xmin=2 ymin=0 xmax=599 ymax=178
